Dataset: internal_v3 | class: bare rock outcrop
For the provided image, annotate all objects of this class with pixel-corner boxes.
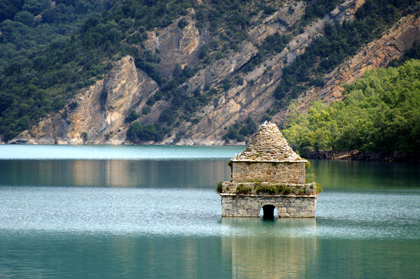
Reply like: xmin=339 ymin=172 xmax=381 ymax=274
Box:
xmin=321 ymin=14 xmax=420 ymax=103
xmin=185 ymin=41 xmax=258 ymax=94
xmin=7 ymin=130 xmax=39 ymax=145
xmin=144 ymin=10 xmax=205 ymax=80
xmin=9 ymin=0 xmax=420 ymax=147
xmin=175 ymin=0 xmax=367 ymax=145
xmin=11 ymin=56 xmax=158 ymax=145
xmin=249 ymin=1 xmax=306 ymax=44
xmin=273 ymin=14 xmax=420 ymax=124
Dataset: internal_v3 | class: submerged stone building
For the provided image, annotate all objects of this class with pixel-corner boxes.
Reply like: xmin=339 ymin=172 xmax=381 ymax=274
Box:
xmin=219 ymin=122 xmax=320 ymax=218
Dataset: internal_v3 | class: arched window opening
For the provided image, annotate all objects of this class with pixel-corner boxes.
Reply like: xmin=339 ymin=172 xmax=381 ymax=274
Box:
xmin=260 ymin=205 xmax=277 ymax=219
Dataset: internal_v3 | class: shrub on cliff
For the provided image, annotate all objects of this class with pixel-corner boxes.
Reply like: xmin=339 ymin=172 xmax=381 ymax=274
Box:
xmin=126 ymin=110 xmax=140 ymax=123
xmin=127 ymin=121 xmax=164 ymax=142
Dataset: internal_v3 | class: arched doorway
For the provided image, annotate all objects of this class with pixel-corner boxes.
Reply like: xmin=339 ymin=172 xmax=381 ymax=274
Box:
xmin=261 ymin=205 xmax=277 ymax=219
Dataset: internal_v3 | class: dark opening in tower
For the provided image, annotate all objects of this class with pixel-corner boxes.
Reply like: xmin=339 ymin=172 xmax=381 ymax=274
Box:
xmin=262 ymin=205 xmax=276 ymax=219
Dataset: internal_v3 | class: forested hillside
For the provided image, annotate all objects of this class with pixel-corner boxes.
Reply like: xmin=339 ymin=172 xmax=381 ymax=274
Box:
xmin=0 ymin=0 xmax=111 ymax=140
xmin=1 ymin=0 xmax=419 ymax=148
xmin=283 ymin=58 xmax=420 ymax=158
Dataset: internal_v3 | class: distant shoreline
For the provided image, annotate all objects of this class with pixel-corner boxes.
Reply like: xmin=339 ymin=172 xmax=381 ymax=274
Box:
xmin=2 ymin=142 xmax=419 ymax=162
xmin=304 ymin=150 xmax=420 ymax=163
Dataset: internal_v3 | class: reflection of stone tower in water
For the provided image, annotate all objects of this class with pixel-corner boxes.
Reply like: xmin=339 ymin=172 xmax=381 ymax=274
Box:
xmin=218 ymin=122 xmax=320 ymax=218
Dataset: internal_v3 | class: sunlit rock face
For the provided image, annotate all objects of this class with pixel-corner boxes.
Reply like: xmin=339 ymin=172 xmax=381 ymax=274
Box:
xmin=11 ymin=1 xmax=420 ymax=146
xmin=11 ymin=56 xmax=159 ymax=145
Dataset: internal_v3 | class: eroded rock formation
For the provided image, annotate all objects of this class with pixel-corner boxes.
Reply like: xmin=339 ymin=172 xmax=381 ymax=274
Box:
xmin=274 ymin=14 xmax=420 ymax=123
xmin=9 ymin=1 xmax=420 ymax=145
xmin=10 ymin=56 xmax=158 ymax=145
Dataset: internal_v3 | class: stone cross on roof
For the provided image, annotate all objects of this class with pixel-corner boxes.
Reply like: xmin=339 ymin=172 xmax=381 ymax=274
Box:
xmin=232 ymin=122 xmax=303 ymax=162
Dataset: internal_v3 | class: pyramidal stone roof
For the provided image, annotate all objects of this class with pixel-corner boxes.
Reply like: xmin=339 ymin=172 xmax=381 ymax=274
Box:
xmin=232 ymin=122 xmax=304 ymax=162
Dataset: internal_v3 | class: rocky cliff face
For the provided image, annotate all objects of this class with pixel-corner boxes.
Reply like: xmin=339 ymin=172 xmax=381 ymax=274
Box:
xmin=249 ymin=1 xmax=307 ymax=44
xmin=10 ymin=56 xmax=158 ymax=145
xmin=175 ymin=0 xmax=370 ymax=145
xmin=181 ymin=4 xmax=420 ymax=145
xmin=273 ymin=14 xmax=420 ymax=124
xmin=9 ymin=0 xmax=420 ymax=145
xmin=143 ymin=11 xmax=205 ymax=80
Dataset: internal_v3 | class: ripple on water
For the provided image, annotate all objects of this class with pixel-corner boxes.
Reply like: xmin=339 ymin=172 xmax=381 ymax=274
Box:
xmin=1 ymin=186 xmax=420 ymax=240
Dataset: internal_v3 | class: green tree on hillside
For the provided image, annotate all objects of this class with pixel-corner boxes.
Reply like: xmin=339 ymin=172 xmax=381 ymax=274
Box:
xmin=283 ymin=59 xmax=420 ymax=155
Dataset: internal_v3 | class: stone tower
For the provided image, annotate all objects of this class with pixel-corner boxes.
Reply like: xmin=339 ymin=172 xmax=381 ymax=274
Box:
xmin=218 ymin=122 xmax=320 ymax=218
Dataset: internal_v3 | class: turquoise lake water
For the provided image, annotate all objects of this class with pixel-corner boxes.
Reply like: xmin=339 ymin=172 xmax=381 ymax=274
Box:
xmin=0 ymin=145 xmax=419 ymax=278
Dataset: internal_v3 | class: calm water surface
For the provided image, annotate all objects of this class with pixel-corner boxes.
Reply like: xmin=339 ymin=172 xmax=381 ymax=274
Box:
xmin=1 ymin=145 xmax=419 ymax=278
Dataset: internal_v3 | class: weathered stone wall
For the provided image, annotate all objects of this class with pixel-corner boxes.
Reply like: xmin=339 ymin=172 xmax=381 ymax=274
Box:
xmin=231 ymin=161 xmax=305 ymax=184
xmin=219 ymin=123 xmax=318 ymax=218
xmin=221 ymin=195 xmax=317 ymax=218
